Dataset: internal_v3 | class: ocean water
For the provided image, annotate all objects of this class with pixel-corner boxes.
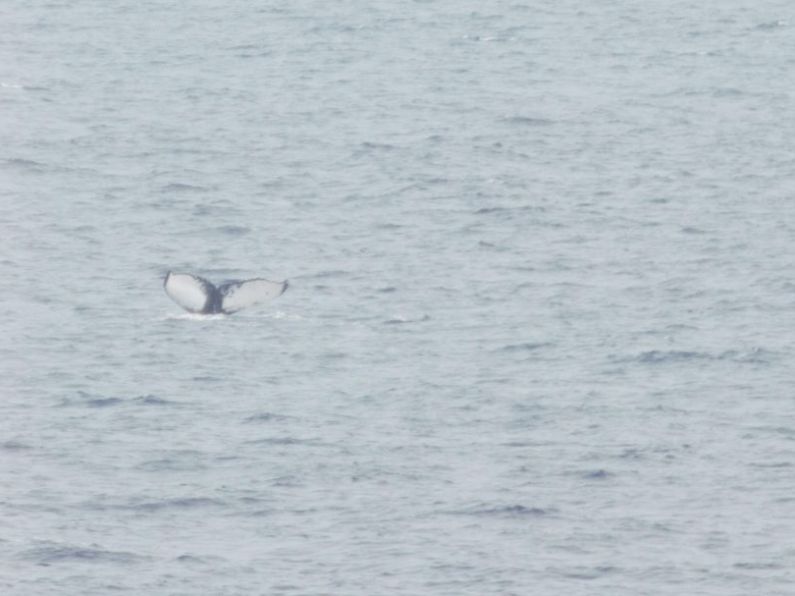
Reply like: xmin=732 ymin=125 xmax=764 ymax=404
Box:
xmin=2 ymin=1 xmax=794 ymax=594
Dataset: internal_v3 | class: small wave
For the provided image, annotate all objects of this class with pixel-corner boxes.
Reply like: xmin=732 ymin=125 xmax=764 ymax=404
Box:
xmin=636 ymin=350 xmax=713 ymax=363
xmin=359 ymin=141 xmax=397 ymax=151
xmin=746 ymin=426 xmax=795 ymax=438
xmin=581 ymin=469 xmax=612 ymax=480
xmin=193 ymin=375 xmax=222 ymax=382
xmin=620 ymin=348 xmax=774 ymax=365
xmin=175 ymin=553 xmax=226 ymax=565
xmin=1 ymin=82 xmax=49 ymax=91
xmin=712 ymin=87 xmax=743 ymax=98
xmin=242 ymin=508 xmax=275 ymax=517
xmin=733 ymin=561 xmax=785 ymax=570
xmin=558 ymin=566 xmax=619 ymax=580
xmin=302 ymin=270 xmax=350 ymax=279
xmin=755 ymin=20 xmax=786 ymax=30
xmin=84 ymin=397 xmax=124 ymax=408
xmin=161 ymin=182 xmax=208 ymax=193
xmin=375 ymin=222 xmax=404 ymax=230
xmin=245 ymin=437 xmax=309 ymax=446
xmin=1 ymin=440 xmax=32 ymax=451
xmin=501 ymin=441 xmax=543 ymax=447
xmin=21 ymin=543 xmax=144 ymax=565
xmin=449 ymin=504 xmax=553 ymax=518
xmin=124 ymin=497 xmax=225 ymax=513
xmin=244 ymin=412 xmax=290 ymax=423
xmin=502 ymin=115 xmax=554 ymax=126
xmin=3 ymin=157 xmax=46 ymax=171
xmin=132 ymin=395 xmax=177 ymax=406
xmin=474 ymin=204 xmax=545 ymax=216
xmin=499 ymin=342 xmax=552 ymax=353
xmin=136 ymin=458 xmax=207 ymax=472
xmin=720 ymin=348 xmax=775 ymax=364
xmin=462 ymin=34 xmax=513 ymax=43
xmin=215 ymin=225 xmax=250 ymax=236
xmin=751 ymin=461 xmax=791 ymax=469
xmin=383 ymin=315 xmax=430 ymax=325
xmin=176 ymin=554 xmax=206 ymax=564
xmin=63 ymin=393 xmax=176 ymax=408
xmin=271 ymin=475 xmax=302 ymax=487
xmin=475 ymin=206 xmax=509 ymax=214
xmin=235 ymin=50 xmax=272 ymax=58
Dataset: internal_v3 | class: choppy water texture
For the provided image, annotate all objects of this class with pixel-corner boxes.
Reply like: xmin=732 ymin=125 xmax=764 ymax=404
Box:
xmin=2 ymin=1 xmax=795 ymax=594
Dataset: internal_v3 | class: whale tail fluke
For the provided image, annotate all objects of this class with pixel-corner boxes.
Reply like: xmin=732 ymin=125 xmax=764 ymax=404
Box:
xmin=164 ymin=272 xmax=217 ymax=314
xmin=218 ymin=278 xmax=289 ymax=314
xmin=164 ymin=271 xmax=288 ymax=314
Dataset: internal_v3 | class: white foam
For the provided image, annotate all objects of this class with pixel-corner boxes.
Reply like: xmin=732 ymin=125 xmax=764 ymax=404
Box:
xmin=160 ymin=312 xmax=226 ymax=322
xmin=256 ymin=310 xmax=303 ymax=321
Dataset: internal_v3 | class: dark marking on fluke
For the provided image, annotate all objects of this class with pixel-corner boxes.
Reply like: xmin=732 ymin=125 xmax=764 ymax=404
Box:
xmin=164 ymin=271 xmax=288 ymax=315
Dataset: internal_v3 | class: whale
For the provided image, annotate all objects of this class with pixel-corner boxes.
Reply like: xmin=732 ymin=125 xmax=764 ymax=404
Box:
xmin=164 ymin=271 xmax=288 ymax=314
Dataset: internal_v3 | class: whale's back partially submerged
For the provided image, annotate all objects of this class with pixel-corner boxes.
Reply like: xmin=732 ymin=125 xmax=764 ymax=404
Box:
xmin=164 ymin=272 xmax=288 ymax=314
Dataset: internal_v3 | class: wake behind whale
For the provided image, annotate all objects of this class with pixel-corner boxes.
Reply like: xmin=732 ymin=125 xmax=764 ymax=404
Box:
xmin=164 ymin=272 xmax=288 ymax=315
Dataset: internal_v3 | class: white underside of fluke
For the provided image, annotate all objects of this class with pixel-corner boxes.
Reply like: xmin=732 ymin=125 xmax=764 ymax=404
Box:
xmin=164 ymin=273 xmax=212 ymax=313
xmin=219 ymin=279 xmax=288 ymax=313
xmin=163 ymin=272 xmax=288 ymax=314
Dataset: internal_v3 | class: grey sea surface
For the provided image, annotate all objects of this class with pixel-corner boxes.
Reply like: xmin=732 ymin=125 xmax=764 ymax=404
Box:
xmin=2 ymin=1 xmax=794 ymax=594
